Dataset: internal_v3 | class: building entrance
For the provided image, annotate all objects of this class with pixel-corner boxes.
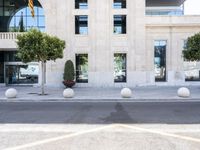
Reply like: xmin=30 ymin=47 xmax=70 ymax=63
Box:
xmin=5 ymin=63 xmax=39 ymax=85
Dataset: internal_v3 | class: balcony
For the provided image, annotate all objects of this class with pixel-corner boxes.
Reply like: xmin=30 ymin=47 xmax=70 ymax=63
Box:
xmin=0 ymin=32 xmax=22 ymax=49
xmin=146 ymin=15 xmax=200 ymax=27
xmin=146 ymin=0 xmax=185 ymax=7
xmin=146 ymin=6 xmax=184 ymax=16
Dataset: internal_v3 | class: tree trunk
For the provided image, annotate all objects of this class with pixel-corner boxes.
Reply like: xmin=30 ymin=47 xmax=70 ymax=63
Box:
xmin=41 ymin=61 xmax=45 ymax=95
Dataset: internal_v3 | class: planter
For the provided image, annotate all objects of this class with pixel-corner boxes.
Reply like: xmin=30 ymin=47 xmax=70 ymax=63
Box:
xmin=63 ymin=80 xmax=75 ymax=88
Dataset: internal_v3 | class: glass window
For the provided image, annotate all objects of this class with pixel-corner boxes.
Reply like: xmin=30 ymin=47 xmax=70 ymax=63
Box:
xmin=4 ymin=0 xmax=14 ymax=6
xmin=113 ymin=0 xmax=126 ymax=9
xmin=0 ymin=51 xmax=4 ymax=83
xmin=154 ymin=40 xmax=167 ymax=81
xmin=5 ymin=64 xmax=39 ymax=84
xmin=75 ymin=15 xmax=88 ymax=35
xmin=114 ymin=53 xmax=126 ymax=82
xmin=114 ymin=15 xmax=126 ymax=34
xmin=9 ymin=6 xmax=45 ymax=32
xmin=0 ymin=7 xmax=3 ymax=16
xmin=4 ymin=6 xmax=15 ymax=16
xmin=76 ymin=54 xmax=88 ymax=83
xmin=4 ymin=51 xmax=21 ymax=62
xmin=183 ymin=40 xmax=200 ymax=81
xmin=75 ymin=0 xmax=88 ymax=9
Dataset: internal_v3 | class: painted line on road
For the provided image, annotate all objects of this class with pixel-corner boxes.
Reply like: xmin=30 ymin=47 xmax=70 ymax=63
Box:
xmin=119 ymin=124 xmax=200 ymax=143
xmin=4 ymin=124 xmax=200 ymax=150
xmin=4 ymin=124 xmax=116 ymax=150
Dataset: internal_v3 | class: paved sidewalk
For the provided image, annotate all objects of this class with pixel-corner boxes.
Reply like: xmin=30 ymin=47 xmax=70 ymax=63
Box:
xmin=0 ymin=85 xmax=200 ymax=102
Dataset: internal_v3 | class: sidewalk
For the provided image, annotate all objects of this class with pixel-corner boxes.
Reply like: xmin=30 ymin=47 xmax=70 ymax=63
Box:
xmin=0 ymin=86 xmax=200 ymax=102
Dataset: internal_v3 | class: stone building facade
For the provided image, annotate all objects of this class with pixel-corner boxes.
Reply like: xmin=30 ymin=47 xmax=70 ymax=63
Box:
xmin=0 ymin=0 xmax=200 ymax=87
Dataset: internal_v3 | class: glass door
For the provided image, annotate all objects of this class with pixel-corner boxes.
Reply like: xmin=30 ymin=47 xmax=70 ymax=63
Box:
xmin=154 ymin=40 xmax=167 ymax=81
xmin=5 ymin=64 xmax=39 ymax=85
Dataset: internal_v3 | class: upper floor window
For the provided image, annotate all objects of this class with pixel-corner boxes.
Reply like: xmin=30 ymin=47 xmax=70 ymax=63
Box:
xmin=75 ymin=15 xmax=88 ymax=35
xmin=113 ymin=0 xmax=126 ymax=9
xmin=114 ymin=15 xmax=126 ymax=34
xmin=75 ymin=0 xmax=88 ymax=9
xmin=145 ymin=6 xmax=184 ymax=16
xmin=9 ymin=6 xmax=45 ymax=32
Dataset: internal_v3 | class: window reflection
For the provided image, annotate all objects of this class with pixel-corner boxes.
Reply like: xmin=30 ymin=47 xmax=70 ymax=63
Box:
xmin=76 ymin=54 xmax=88 ymax=83
xmin=114 ymin=53 xmax=126 ymax=82
xmin=9 ymin=6 xmax=45 ymax=32
xmin=75 ymin=15 xmax=88 ymax=35
xmin=113 ymin=0 xmax=126 ymax=9
xmin=154 ymin=40 xmax=166 ymax=81
xmin=5 ymin=64 xmax=39 ymax=84
xmin=114 ymin=15 xmax=126 ymax=34
xmin=75 ymin=0 xmax=88 ymax=9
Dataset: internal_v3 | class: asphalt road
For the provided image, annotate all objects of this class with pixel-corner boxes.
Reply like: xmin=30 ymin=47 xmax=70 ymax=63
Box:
xmin=0 ymin=101 xmax=200 ymax=124
xmin=1 ymin=101 xmax=200 ymax=150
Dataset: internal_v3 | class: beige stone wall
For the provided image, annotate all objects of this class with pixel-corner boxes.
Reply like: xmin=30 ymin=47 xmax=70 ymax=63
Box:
xmin=40 ymin=0 xmax=200 ymax=87
xmin=42 ymin=0 xmax=147 ymax=87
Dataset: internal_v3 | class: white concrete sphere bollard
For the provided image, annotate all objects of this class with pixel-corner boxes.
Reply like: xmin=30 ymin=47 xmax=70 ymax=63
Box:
xmin=121 ymin=88 xmax=132 ymax=98
xmin=63 ymin=88 xmax=74 ymax=98
xmin=5 ymin=88 xmax=17 ymax=98
xmin=177 ymin=87 xmax=190 ymax=98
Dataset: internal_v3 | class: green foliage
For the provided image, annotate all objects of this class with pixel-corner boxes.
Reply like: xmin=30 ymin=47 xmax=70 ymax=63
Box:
xmin=183 ymin=32 xmax=200 ymax=61
xmin=16 ymin=29 xmax=65 ymax=63
xmin=63 ymin=60 xmax=75 ymax=81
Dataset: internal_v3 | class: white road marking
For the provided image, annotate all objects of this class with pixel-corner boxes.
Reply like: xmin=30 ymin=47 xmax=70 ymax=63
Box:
xmin=3 ymin=124 xmax=200 ymax=150
xmin=119 ymin=124 xmax=200 ymax=143
xmin=4 ymin=124 xmax=116 ymax=150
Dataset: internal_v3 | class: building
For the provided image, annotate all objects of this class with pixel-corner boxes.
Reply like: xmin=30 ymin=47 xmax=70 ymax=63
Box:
xmin=0 ymin=0 xmax=200 ymax=87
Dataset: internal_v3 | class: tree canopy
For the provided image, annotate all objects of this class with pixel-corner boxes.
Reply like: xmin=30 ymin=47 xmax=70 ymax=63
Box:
xmin=16 ymin=29 xmax=65 ymax=95
xmin=182 ymin=32 xmax=200 ymax=61
xmin=16 ymin=29 xmax=65 ymax=63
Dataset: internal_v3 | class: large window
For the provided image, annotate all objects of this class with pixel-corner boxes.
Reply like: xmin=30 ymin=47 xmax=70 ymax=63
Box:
xmin=114 ymin=15 xmax=126 ymax=34
xmin=183 ymin=40 xmax=200 ymax=81
xmin=0 ymin=0 xmax=43 ymax=32
xmin=76 ymin=54 xmax=88 ymax=83
xmin=114 ymin=53 xmax=126 ymax=82
xmin=113 ymin=0 xmax=126 ymax=9
xmin=9 ymin=6 xmax=45 ymax=32
xmin=75 ymin=0 xmax=88 ymax=9
xmin=0 ymin=51 xmax=39 ymax=84
xmin=75 ymin=15 xmax=88 ymax=35
xmin=154 ymin=40 xmax=166 ymax=81
xmin=5 ymin=64 xmax=39 ymax=85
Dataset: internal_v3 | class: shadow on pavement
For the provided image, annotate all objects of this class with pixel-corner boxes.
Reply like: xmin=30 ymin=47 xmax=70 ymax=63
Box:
xmin=0 ymin=102 xmax=200 ymax=124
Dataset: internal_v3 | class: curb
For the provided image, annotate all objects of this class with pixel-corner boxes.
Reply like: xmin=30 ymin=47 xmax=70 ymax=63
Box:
xmin=1 ymin=97 xmax=200 ymax=103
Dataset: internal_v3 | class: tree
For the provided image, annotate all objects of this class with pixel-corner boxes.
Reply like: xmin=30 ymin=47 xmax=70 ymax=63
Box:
xmin=63 ymin=60 xmax=75 ymax=88
xmin=16 ymin=29 xmax=65 ymax=95
xmin=63 ymin=60 xmax=75 ymax=81
xmin=182 ymin=32 xmax=200 ymax=61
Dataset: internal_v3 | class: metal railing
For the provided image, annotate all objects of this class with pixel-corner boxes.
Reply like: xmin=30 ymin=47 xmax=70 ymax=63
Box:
xmin=0 ymin=32 xmax=22 ymax=40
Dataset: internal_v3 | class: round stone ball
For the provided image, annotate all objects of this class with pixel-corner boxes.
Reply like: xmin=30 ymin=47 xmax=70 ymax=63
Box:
xmin=5 ymin=88 xmax=17 ymax=98
xmin=63 ymin=88 xmax=74 ymax=98
xmin=177 ymin=87 xmax=190 ymax=98
xmin=121 ymin=88 xmax=132 ymax=98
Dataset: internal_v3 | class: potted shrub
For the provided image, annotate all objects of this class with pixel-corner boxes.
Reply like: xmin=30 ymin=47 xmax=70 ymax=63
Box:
xmin=63 ymin=60 xmax=76 ymax=88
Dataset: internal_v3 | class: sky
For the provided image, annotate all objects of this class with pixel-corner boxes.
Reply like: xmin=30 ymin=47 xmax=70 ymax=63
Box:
xmin=184 ymin=0 xmax=200 ymax=15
